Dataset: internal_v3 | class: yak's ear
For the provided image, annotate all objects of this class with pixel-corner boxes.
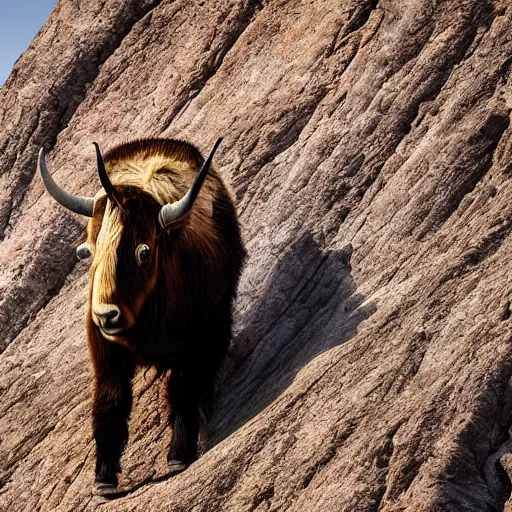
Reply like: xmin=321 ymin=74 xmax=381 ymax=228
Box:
xmin=76 ymin=242 xmax=93 ymax=261
xmin=158 ymin=138 xmax=222 ymax=229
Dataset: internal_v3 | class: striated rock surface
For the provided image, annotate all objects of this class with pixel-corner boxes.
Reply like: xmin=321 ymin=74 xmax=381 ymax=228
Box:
xmin=2 ymin=1 xmax=512 ymax=510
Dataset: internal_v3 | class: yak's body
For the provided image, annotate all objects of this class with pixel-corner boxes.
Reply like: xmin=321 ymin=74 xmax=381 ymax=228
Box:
xmin=41 ymin=138 xmax=245 ymax=494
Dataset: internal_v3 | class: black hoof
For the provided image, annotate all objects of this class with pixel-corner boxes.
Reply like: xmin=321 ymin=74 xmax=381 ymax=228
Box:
xmin=93 ymin=482 xmax=118 ymax=497
xmin=167 ymin=459 xmax=187 ymax=475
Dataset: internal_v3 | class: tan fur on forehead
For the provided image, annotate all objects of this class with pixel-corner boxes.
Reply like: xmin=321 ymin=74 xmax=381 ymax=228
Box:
xmin=91 ymin=201 xmax=123 ymax=308
xmin=100 ymin=138 xmax=218 ymax=207
xmin=104 ymin=138 xmax=204 ymax=167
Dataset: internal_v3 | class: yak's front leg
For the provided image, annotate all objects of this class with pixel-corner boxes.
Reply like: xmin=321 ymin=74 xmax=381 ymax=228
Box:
xmin=166 ymin=367 xmax=202 ymax=473
xmin=91 ymin=336 xmax=135 ymax=496
xmin=166 ymin=312 xmax=231 ymax=473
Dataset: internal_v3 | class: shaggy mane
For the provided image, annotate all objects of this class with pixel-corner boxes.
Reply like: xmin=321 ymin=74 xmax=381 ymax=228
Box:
xmin=104 ymin=138 xmax=204 ymax=168
xmin=100 ymin=138 xmax=218 ymax=207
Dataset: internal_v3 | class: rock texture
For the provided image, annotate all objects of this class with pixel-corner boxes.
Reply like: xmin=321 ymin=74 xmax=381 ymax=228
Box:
xmin=2 ymin=0 xmax=512 ymax=510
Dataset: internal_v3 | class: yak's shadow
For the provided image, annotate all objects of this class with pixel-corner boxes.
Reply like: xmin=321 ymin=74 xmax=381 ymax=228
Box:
xmin=207 ymin=232 xmax=376 ymax=447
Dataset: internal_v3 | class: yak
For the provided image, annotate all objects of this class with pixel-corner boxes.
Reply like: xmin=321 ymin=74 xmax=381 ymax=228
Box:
xmin=39 ymin=138 xmax=246 ymax=496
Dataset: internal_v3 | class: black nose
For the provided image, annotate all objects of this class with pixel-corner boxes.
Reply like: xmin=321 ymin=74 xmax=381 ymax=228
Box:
xmin=94 ymin=305 xmax=124 ymax=330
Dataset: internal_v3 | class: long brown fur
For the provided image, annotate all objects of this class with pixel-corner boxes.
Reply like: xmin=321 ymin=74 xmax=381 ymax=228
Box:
xmin=84 ymin=138 xmax=246 ymax=489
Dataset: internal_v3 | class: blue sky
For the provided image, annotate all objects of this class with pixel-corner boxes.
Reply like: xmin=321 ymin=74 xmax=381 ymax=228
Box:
xmin=0 ymin=1 xmax=57 ymax=85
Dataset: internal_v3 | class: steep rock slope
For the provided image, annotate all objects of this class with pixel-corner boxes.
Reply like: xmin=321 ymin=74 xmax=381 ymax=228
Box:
xmin=1 ymin=1 xmax=512 ymax=511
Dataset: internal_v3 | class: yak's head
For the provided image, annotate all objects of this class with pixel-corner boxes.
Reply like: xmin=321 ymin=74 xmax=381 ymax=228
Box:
xmin=39 ymin=139 xmax=221 ymax=340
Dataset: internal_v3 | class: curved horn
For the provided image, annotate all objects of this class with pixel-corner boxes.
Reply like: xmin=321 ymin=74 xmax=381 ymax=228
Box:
xmin=38 ymin=148 xmax=94 ymax=217
xmin=93 ymin=142 xmax=123 ymax=208
xmin=158 ymin=138 xmax=223 ymax=229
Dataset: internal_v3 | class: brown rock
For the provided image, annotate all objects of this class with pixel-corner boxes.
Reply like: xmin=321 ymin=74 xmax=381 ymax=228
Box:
xmin=2 ymin=0 xmax=512 ymax=510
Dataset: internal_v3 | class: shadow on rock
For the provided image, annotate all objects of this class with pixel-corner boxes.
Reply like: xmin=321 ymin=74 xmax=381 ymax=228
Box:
xmin=208 ymin=232 xmax=376 ymax=446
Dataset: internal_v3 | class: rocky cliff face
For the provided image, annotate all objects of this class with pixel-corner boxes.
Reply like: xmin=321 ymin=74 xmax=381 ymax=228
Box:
xmin=2 ymin=1 xmax=512 ymax=510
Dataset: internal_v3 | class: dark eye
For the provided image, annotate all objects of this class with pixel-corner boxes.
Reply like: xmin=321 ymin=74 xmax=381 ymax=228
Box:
xmin=136 ymin=244 xmax=152 ymax=264
xmin=76 ymin=243 xmax=92 ymax=261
